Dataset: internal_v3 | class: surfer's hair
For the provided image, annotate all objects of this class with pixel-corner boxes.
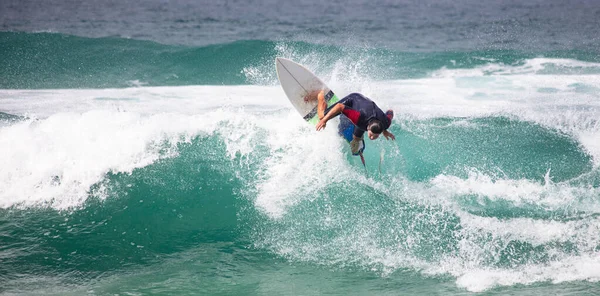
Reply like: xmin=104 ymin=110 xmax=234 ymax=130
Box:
xmin=368 ymin=120 xmax=383 ymax=134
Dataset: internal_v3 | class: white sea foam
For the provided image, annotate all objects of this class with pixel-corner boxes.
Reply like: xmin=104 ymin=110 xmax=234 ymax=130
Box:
xmin=430 ymin=170 xmax=600 ymax=211
xmin=0 ymin=85 xmax=288 ymax=118
xmin=0 ymin=110 xmax=215 ymax=208
xmin=253 ymin=114 xmax=351 ymax=218
xmin=447 ymin=253 xmax=600 ymax=292
xmin=432 ymin=57 xmax=600 ymax=77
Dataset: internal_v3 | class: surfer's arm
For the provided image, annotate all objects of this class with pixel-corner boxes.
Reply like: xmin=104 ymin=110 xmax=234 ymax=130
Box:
xmin=383 ymin=129 xmax=395 ymax=140
xmin=316 ymin=103 xmax=344 ymax=131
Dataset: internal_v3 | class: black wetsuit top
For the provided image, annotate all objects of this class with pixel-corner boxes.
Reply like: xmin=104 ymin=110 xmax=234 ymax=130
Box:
xmin=325 ymin=93 xmax=391 ymax=138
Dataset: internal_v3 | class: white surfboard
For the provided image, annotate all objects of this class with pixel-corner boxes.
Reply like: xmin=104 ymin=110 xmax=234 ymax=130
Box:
xmin=275 ymin=57 xmax=339 ymax=125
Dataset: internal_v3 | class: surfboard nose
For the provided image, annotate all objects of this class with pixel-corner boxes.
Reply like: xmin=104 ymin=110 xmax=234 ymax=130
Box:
xmin=275 ymin=57 xmax=292 ymax=65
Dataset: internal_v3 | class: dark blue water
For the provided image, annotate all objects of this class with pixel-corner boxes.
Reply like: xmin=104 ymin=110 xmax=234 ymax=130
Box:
xmin=2 ymin=0 xmax=600 ymax=51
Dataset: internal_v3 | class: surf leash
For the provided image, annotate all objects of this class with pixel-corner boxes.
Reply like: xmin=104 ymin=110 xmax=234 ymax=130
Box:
xmin=379 ymin=149 xmax=384 ymax=175
xmin=359 ymin=152 xmax=368 ymax=176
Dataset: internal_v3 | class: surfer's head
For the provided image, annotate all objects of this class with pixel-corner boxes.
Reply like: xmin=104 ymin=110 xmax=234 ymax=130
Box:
xmin=367 ymin=120 xmax=383 ymax=140
xmin=367 ymin=110 xmax=393 ymax=140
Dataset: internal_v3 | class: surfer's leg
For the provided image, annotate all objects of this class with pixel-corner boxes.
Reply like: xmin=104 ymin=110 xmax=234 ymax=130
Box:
xmin=317 ymin=90 xmax=327 ymax=120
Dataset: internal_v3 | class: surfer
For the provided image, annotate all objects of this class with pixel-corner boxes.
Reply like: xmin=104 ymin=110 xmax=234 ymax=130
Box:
xmin=306 ymin=90 xmax=395 ymax=154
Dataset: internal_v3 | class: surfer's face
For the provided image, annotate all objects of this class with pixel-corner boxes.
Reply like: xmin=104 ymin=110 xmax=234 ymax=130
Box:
xmin=367 ymin=120 xmax=383 ymax=140
xmin=368 ymin=130 xmax=380 ymax=140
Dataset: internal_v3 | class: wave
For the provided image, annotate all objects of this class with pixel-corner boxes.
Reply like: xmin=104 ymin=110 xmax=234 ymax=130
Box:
xmin=1 ymin=98 xmax=599 ymax=291
xmin=0 ymin=82 xmax=596 ymax=208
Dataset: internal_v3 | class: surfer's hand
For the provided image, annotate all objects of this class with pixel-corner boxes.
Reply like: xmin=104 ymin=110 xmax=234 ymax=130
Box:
xmin=383 ymin=130 xmax=395 ymax=140
xmin=316 ymin=119 xmax=326 ymax=131
xmin=350 ymin=137 xmax=361 ymax=154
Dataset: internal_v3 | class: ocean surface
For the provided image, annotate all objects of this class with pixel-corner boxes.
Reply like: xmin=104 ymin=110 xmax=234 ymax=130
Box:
xmin=1 ymin=0 xmax=600 ymax=295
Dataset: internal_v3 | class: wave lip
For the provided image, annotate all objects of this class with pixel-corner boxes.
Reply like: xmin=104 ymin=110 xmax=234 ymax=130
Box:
xmin=0 ymin=111 xmax=186 ymax=208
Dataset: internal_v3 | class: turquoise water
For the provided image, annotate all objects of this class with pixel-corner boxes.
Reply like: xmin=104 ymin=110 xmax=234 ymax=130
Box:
xmin=2 ymin=32 xmax=600 ymax=89
xmin=2 ymin=1 xmax=600 ymax=294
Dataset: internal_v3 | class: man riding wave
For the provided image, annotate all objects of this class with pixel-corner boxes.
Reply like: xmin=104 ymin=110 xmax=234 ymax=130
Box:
xmin=305 ymin=90 xmax=395 ymax=154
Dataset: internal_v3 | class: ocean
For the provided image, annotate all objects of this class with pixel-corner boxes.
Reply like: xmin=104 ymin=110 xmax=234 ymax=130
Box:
xmin=1 ymin=0 xmax=600 ymax=294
